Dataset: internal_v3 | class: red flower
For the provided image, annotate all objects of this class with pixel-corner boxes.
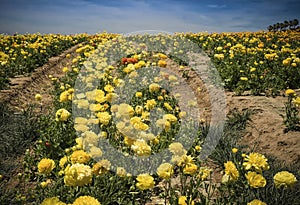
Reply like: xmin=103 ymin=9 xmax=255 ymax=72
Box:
xmin=121 ymin=58 xmax=127 ymax=64
xmin=45 ymin=141 xmax=51 ymax=147
xmin=121 ymin=58 xmax=138 ymax=64
xmin=127 ymin=58 xmax=138 ymax=64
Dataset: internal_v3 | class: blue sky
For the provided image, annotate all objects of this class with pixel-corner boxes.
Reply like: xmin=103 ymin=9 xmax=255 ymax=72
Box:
xmin=0 ymin=0 xmax=299 ymax=34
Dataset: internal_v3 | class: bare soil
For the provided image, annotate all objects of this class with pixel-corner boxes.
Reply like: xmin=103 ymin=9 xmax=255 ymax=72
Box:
xmin=227 ymin=92 xmax=300 ymax=166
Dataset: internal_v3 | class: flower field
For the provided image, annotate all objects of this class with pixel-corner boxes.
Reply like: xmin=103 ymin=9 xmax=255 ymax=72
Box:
xmin=0 ymin=30 xmax=299 ymax=205
xmin=0 ymin=33 xmax=91 ymax=90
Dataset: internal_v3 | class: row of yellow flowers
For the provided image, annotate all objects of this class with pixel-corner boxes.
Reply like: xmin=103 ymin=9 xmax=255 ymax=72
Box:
xmin=186 ymin=30 xmax=300 ymax=95
xmin=0 ymin=33 xmax=88 ymax=89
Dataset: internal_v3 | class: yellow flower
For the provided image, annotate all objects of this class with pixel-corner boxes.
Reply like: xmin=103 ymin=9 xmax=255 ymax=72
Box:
xmin=216 ymin=46 xmax=223 ymax=51
xmin=179 ymin=111 xmax=187 ymax=119
xmin=214 ymin=53 xmax=224 ymax=60
xmin=247 ymin=199 xmax=267 ymax=205
xmin=135 ymin=105 xmax=143 ymax=115
xmin=75 ymin=117 xmax=88 ymax=124
xmin=64 ymin=163 xmax=92 ymax=186
xmin=35 ymin=94 xmax=42 ymax=101
xmin=232 ymin=148 xmax=238 ymax=153
xmin=130 ymin=116 xmax=149 ymax=131
xmin=282 ymin=59 xmax=291 ymax=66
xmin=158 ymin=53 xmax=168 ymax=59
xmin=178 ymin=196 xmax=195 ymax=205
xmin=151 ymin=137 xmax=159 ymax=144
xmin=41 ymin=197 xmax=66 ymax=205
xmin=141 ymin=111 xmax=150 ymax=121
xmin=89 ymin=146 xmax=103 ymax=158
xmin=157 ymin=95 xmax=164 ymax=101
xmin=285 ymin=89 xmax=296 ymax=96
xmin=92 ymin=159 xmax=111 ymax=176
xmin=183 ymin=163 xmax=198 ymax=175
xmin=40 ymin=179 xmax=52 ymax=188
xmin=96 ymin=111 xmax=111 ymax=125
xmin=135 ymin=60 xmax=146 ymax=69
xmin=89 ymin=103 xmax=103 ymax=112
xmin=38 ymin=158 xmax=55 ymax=174
xmin=62 ymin=67 xmax=69 ymax=73
xmin=243 ymin=152 xmax=269 ymax=173
xmin=131 ymin=139 xmax=151 ymax=156
xmin=74 ymin=124 xmax=88 ymax=132
xmin=145 ymin=99 xmax=157 ymax=110
xmin=149 ymin=83 xmax=161 ymax=92
xmin=104 ymin=84 xmax=114 ymax=93
xmin=136 ymin=173 xmax=155 ymax=190
xmin=76 ymin=99 xmax=89 ymax=109
xmin=70 ymin=150 xmax=91 ymax=164
xmin=157 ymin=163 xmax=174 ymax=179
xmin=73 ymin=196 xmax=101 ymax=205
xmin=124 ymin=136 xmax=136 ymax=146
xmin=164 ymin=102 xmax=173 ymax=111
xmin=197 ymin=167 xmax=212 ymax=181
xmin=116 ymin=167 xmax=127 ymax=177
xmin=164 ymin=114 xmax=177 ymax=123
xmin=95 ymin=89 xmax=106 ymax=103
xmin=104 ymin=93 xmax=118 ymax=106
xmin=224 ymin=161 xmax=239 ymax=181
xmin=264 ymin=53 xmax=278 ymax=60
xmin=135 ymin=92 xmax=143 ymax=98
xmin=195 ymin=145 xmax=201 ymax=152
xmin=292 ymin=97 xmax=300 ymax=106
xmin=250 ymin=67 xmax=256 ymax=72
xmin=116 ymin=103 xmax=135 ymax=118
xmin=59 ymin=90 xmax=71 ymax=102
xmin=246 ymin=171 xmax=267 ymax=188
xmin=273 ymin=171 xmax=297 ymax=189
xmin=73 ymin=67 xmax=79 ymax=73
xmin=55 ymin=108 xmax=71 ymax=122
xmin=169 ymin=142 xmax=186 ymax=156
xmin=157 ymin=60 xmax=167 ymax=68
xmin=240 ymin=77 xmax=248 ymax=81
xmin=59 ymin=156 xmax=68 ymax=168
xmin=123 ymin=64 xmax=135 ymax=73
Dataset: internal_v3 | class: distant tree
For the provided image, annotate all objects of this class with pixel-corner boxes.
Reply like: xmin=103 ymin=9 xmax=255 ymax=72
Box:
xmin=279 ymin=23 xmax=285 ymax=31
xmin=275 ymin=23 xmax=280 ymax=31
xmin=267 ymin=19 xmax=299 ymax=32
xmin=268 ymin=25 xmax=274 ymax=32
xmin=292 ymin=19 xmax=299 ymax=29
xmin=283 ymin=20 xmax=289 ymax=30
xmin=289 ymin=20 xmax=293 ymax=29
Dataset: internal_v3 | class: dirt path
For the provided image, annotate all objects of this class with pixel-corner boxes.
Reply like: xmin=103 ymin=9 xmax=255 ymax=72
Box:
xmin=227 ymin=93 xmax=300 ymax=166
xmin=0 ymin=44 xmax=81 ymax=111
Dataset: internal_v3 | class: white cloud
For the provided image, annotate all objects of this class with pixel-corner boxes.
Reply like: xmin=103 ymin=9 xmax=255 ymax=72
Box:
xmin=207 ymin=4 xmax=227 ymax=8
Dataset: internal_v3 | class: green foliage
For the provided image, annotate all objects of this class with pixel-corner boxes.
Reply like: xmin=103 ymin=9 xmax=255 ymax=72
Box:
xmin=281 ymin=94 xmax=300 ymax=132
